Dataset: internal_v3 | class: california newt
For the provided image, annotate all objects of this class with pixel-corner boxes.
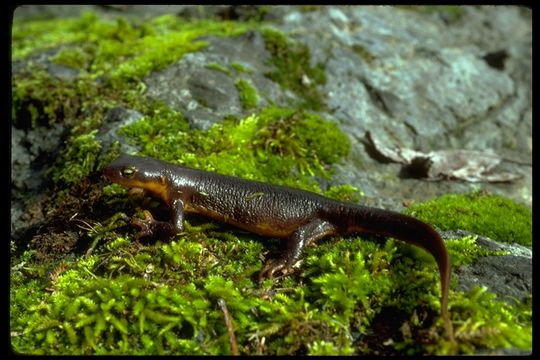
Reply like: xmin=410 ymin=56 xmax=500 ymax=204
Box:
xmin=104 ymin=154 xmax=453 ymax=339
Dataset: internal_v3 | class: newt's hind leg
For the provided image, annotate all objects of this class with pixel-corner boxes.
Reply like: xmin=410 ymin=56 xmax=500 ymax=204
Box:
xmin=258 ymin=219 xmax=337 ymax=281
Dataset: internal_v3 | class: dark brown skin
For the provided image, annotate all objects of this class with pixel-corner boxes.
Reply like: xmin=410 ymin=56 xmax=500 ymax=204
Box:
xmin=104 ymin=154 xmax=453 ymax=340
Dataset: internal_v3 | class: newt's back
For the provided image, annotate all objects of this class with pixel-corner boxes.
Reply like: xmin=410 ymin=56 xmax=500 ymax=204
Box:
xmin=182 ymin=170 xmax=334 ymax=237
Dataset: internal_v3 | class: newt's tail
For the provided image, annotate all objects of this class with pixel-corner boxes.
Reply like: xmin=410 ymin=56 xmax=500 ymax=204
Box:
xmin=347 ymin=205 xmax=453 ymax=340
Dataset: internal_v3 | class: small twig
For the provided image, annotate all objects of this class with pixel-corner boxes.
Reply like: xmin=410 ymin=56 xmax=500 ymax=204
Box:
xmin=71 ymin=218 xmax=98 ymax=233
xmin=217 ymin=298 xmax=238 ymax=356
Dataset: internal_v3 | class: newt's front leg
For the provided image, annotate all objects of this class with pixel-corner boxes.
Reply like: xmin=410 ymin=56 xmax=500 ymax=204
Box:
xmin=131 ymin=199 xmax=185 ymax=240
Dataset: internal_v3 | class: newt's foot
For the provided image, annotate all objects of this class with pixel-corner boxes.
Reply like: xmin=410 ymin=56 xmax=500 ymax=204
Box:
xmin=131 ymin=210 xmax=156 ymax=240
xmin=258 ymin=258 xmax=297 ymax=282
xmin=131 ymin=210 xmax=176 ymax=240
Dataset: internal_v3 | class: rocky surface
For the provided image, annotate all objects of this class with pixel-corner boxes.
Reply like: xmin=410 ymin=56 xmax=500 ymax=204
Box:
xmin=442 ymin=230 xmax=532 ymax=305
xmin=96 ymin=107 xmax=144 ymax=155
xmin=12 ymin=5 xmax=532 ymax=208
xmin=275 ymin=6 xmax=531 ymax=209
xmin=144 ymin=31 xmax=284 ymax=130
xmin=146 ymin=5 xmax=532 ymax=210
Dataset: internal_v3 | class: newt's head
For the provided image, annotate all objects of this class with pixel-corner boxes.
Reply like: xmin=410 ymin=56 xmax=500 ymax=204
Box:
xmin=104 ymin=155 xmax=169 ymax=201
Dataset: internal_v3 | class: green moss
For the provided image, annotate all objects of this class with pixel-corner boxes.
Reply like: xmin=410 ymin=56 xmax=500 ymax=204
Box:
xmin=11 ymin=208 xmax=532 ymax=355
xmin=12 ymin=67 xmax=90 ymax=127
xmin=50 ymin=46 xmax=92 ymax=69
xmin=308 ymin=340 xmax=354 ymax=355
xmin=205 ymin=62 xmax=232 ymax=75
xmin=235 ymin=79 xmax=259 ymax=110
xmin=324 ymin=184 xmax=364 ymax=203
xmin=446 ymin=235 xmax=508 ymax=267
xmin=405 ymin=191 xmax=532 ymax=246
xmin=231 ymin=62 xmax=253 ymax=74
xmin=261 ymin=27 xmax=327 ymax=111
xmin=47 ymin=129 xmax=102 ymax=186
xmin=13 ymin=12 xmax=249 ymax=87
xmin=12 ymin=228 xmax=366 ymax=354
xmin=304 ymin=239 xmax=396 ymax=333
xmin=120 ymin=106 xmax=350 ymax=192
xmin=299 ymin=5 xmax=322 ymax=12
xmin=434 ymin=288 xmax=531 ymax=354
xmin=12 ymin=13 xmax=90 ymax=60
xmin=12 ymin=12 xmax=252 ymax=187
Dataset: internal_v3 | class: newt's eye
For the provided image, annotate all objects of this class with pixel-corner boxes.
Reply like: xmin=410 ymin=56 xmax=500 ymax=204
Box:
xmin=122 ymin=167 xmax=136 ymax=178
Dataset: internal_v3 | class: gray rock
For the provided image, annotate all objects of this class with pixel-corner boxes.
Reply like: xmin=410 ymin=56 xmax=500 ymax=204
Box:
xmin=97 ymin=107 xmax=144 ymax=155
xmin=46 ymin=62 xmax=80 ymax=82
xmin=11 ymin=124 xmax=66 ymax=240
xmin=144 ymin=31 xmax=284 ymax=130
xmin=271 ymin=5 xmax=531 ymax=208
xmin=456 ymin=255 xmax=531 ymax=305
xmin=12 ymin=46 xmax=81 ymax=83
xmin=145 ymin=52 xmax=241 ymax=130
xmin=474 ymin=236 xmax=532 ymax=258
xmin=442 ymin=230 xmax=531 ymax=305
xmin=11 ymin=124 xmax=66 ymax=194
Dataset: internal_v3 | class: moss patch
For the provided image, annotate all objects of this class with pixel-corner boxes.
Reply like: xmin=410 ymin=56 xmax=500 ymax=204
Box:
xmin=12 ymin=12 xmax=250 ymax=187
xmin=47 ymin=130 xmax=102 ymax=186
xmin=12 ymin=220 xmax=532 ymax=354
xmin=119 ymin=105 xmax=351 ymax=193
xmin=12 ymin=66 xmax=92 ymax=128
xmin=261 ymin=27 xmax=327 ymax=111
xmin=231 ymin=62 xmax=253 ymax=74
xmin=435 ymin=287 xmax=531 ymax=354
xmin=405 ymin=191 xmax=532 ymax=246
xmin=445 ymin=235 xmax=508 ymax=267
xmin=13 ymin=12 xmax=249 ymax=87
xmin=9 ymin=229 xmax=397 ymax=355
xmin=205 ymin=62 xmax=232 ymax=75
xmin=235 ymin=79 xmax=259 ymax=110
